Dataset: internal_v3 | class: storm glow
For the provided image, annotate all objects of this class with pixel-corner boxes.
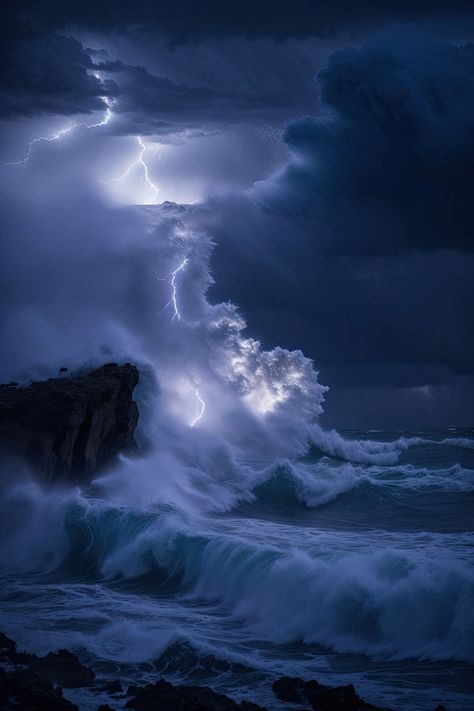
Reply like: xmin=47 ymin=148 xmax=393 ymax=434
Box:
xmin=4 ymin=103 xmax=112 ymax=167
xmin=102 ymin=136 xmax=159 ymax=204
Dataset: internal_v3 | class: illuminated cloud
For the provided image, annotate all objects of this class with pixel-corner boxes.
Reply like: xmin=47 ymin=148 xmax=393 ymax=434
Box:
xmin=101 ymin=136 xmax=160 ymax=204
xmin=3 ymin=102 xmax=112 ymax=168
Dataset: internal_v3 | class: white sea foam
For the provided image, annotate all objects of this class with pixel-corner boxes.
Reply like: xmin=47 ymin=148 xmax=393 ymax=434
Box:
xmin=1 ymin=196 xmax=473 ymax=685
xmin=1 ymin=480 xmax=473 ymax=664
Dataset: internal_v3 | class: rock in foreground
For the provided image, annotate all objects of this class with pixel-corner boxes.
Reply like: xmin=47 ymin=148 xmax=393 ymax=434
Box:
xmin=0 ymin=632 xmax=449 ymax=711
xmin=30 ymin=649 xmax=95 ymax=688
xmin=0 ymin=667 xmax=78 ymax=711
xmin=0 ymin=363 xmax=139 ymax=483
xmin=273 ymin=676 xmax=386 ymax=710
xmin=125 ymin=679 xmax=267 ymax=711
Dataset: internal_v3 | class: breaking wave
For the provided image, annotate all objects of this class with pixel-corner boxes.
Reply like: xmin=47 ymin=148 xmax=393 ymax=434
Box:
xmin=1 ymin=474 xmax=473 ymax=664
xmin=309 ymin=426 xmax=474 ymax=465
xmin=1 ymin=199 xmax=473 ymax=711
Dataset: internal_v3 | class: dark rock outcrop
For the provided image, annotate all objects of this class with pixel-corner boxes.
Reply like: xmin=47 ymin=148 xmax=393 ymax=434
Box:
xmin=96 ymin=679 xmax=123 ymax=695
xmin=0 ymin=632 xmax=36 ymax=667
xmin=0 ymin=363 xmax=139 ymax=483
xmin=0 ymin=667 xmax=79 ymax=710
xmin=125 ymin=679 xmax=267 ymax=711
xmin=30 ymin=649 xmax=95 ymax=688
xmin=0 ymin=632 xmax=450 ymax=711
xmin=272 ymin=676 xmax=386 ymax=710
xmin=153 ymin=641 xmax=253 ymax=678
xmin=0 ymin=633 xmax=81 ymax=710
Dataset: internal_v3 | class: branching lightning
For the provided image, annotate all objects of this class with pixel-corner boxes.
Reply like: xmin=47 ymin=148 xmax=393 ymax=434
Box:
xmin=155 ymin=255 xmax=206 ymax=425
xmin=157 ymin=257 xmax=188 ymax=321
xmin=102 ymin=136 xmax=159 ymax=204
xmin=4 ymin=104 xmax=112 ymax=168
xmin=191 ymin=387 xmax=206 ymax=427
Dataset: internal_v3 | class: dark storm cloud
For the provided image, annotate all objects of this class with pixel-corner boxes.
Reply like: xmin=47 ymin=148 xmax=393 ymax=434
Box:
xmin=1 ymin=22 xmax=322 ymax=134
xmin=94 ymin=45 xmax=321 ymax=138
xmin=4 ymin=0 xmax=472 ymax=129
xmin=281 ymin=34 xmax=474 ymax=254
xmin=96 ymin=59 xmax=219 ymax=136
xmin=206 ymin=34 xmax=474 ymax=398
xmin=5 ymin=0 xmax=474 ymax=39
xmin=0 ymin=27 xmax=221 ymax=127
xmin=0 ymin=32 xmax=117 ymax=119
xmin=2 ymin=0 xmax=473 ymax=425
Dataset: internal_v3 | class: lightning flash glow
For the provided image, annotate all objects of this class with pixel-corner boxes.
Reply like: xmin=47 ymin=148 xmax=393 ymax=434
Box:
xmin=4 ymin=103 xmax=112 ymax=167
xmin=102 ymin=136 xmax=159 ymax=204
xmin=158 ymin=257 xmax=188 ymax=321
xmin=191 ymin=388 xmax=206 ymax=427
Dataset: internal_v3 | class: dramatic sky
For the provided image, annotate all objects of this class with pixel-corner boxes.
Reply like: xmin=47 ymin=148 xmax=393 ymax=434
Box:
xmin=1 ymin=1 xmax=473 ymax=427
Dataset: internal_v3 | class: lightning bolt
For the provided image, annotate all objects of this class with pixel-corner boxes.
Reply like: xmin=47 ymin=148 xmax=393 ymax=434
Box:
xmin=154 ymin=256 xmax=206 ymax=425
xmin=190 ymin=387 xmax=206 ymax=427
xmin=3 ymin=103 xmax=112 ymax=168
xmin=156 ymin=257 xmax=188 ymax=321
xmin=101 ymin=136 xmax=159 ymax=204
xmin=155 ymin=255 xmax=206 ymax=426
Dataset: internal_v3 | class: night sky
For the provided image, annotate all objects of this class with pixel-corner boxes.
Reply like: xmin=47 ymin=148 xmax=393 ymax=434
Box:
xmin=2 ymin=1 xmax=473 ymax=428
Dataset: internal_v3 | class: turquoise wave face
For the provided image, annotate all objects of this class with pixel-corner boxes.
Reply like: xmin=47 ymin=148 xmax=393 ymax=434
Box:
xmin=1 ymin=429 xmax=473 ymax=711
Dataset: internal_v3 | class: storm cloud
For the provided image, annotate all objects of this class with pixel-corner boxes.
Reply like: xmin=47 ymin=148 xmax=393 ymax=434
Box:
xmin=207 ymin=34 xmax=474 ymax=424
xmin=5 ymin=0 xmax=474 ymax=40
xmin=0 ymin=32 xmax=116 ymax=119
xmin=1 ymin=3 xmax=473 ymax=426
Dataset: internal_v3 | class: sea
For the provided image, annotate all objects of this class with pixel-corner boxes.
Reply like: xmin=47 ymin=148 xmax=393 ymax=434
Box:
xmin=0 ymin=427 xmax=473 ymax=711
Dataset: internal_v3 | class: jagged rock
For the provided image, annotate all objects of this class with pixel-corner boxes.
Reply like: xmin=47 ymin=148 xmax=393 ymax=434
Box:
xmin=30 ymin=649 xmax=95 ymax=688
xmin=0 ymin=632 xmax=450 ymax=711
xmin=272 ymin=676 xmax=387 ymax=711
xmin=125 ymin=679 xmax=267 ymax=711
xmin=0 ymin=667 xmax=78 ymax=710
xmin=153 ymin=641 xmax=253 ymax=678
xmin=0 ymin=631 xmax=36 ymax=666
xmin=0 ymin=632 xmax=17 ymax=660
xmin=0 ymin=363 xmax=139 ymax=483
xmin=96 ymin=679 xmax=123 ymax=694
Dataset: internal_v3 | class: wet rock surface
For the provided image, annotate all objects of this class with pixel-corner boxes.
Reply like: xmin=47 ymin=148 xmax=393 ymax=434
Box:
xmin=273 ymin=675 xmax=385 ymax=710
xmin=30 ymin=648 xmax=95 ymax=688
xmin=0 ymin=666 xmax=79 ymax=710
xmin=0 ymin=632 xmax=450 ymax=711
xmin=153 ymin=641 xmax=253 ymax=678
xmin=125 ymin=679 xmax=267 ymax=711
xmin=0 ymin=633 xmax=80 ymax=710
xmin=0 ymin=363 xmax=139 ymax=483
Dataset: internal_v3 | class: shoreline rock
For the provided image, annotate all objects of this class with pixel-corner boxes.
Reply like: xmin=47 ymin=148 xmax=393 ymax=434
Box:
xmin=30 ymin=649 xmax=95 ymax=689
xmin=273 ymin=676 xmax=386 ymax=710
xmin=0 ymin=363 xmax=139 ymax=484
xmin=0 ymin=631 xmax=450 ymax=711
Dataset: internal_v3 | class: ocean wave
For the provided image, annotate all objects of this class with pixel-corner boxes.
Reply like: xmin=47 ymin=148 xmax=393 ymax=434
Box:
xmin=248 ymin=459 xmax=474 ymax=512
xmin=367 ymin=462 xmax=474 ymax=492
xmin=99 ymin=519 xmax=474 ymax=662
xmin=440 ymin=437 xmax=474 ymax=450
xmin=249 ymin=460 xmax=364 ymax=508
xmin=1 ymin=485 xmax=473 ymax=664
xmin=309 ymin=426 xmax=424 ymax=465
xmin=308 ymin=426 xmax=474 ymax=465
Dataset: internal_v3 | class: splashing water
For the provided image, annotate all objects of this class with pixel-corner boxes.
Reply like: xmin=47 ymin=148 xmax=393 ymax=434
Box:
xmin=1 ymin=201 xmax=473 ymax=711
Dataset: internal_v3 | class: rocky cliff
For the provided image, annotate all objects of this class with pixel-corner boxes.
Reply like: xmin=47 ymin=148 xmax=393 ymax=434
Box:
xmin=0 ymin=363 xmax=139 ymax=484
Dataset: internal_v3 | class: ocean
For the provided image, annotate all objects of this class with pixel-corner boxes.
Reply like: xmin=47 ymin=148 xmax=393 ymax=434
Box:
xmin=0 ymin=428 xmax=473 ymax=710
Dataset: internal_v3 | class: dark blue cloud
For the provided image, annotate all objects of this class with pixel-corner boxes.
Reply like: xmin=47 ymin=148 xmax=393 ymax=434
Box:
xmin=5 ymin=0 xmax=473 ymax=39
xmin=208 ymin=34 xmax=474 ymax=407
xmin=0 ymin=33 xmax=116 ymax=119
xmin=281 ymin=34 xmax=474 ymax=254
